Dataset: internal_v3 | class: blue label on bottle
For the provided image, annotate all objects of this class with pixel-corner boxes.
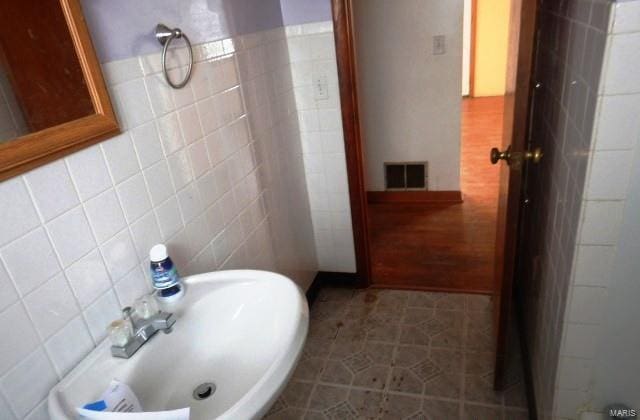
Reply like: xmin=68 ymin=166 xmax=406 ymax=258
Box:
xmin=150 ymin=259 xmax=180 ymax=290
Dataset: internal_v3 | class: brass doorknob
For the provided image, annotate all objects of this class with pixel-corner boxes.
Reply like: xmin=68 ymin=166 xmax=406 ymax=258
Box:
xmin=524 ymin=147 xmax=543 ymax=164
xmin=490 ymin=146 xmax=543 ymax=166
xmin=490 ymin=147 xmax=511 ymax=165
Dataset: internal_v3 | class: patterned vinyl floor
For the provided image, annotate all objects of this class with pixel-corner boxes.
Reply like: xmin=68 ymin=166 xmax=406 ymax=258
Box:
xmin=264 ymin=288 xmax=529 ymax=420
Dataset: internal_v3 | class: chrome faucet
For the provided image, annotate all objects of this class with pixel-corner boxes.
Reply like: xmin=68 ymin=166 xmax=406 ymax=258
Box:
xmin=110 ymin=306 xmax=176 ymax=359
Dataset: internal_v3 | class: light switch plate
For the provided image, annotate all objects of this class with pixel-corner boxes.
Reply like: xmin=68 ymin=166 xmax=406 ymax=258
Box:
xmin=313 ymin=73 xmax=329 ymax=100
xmin=433 ymin=35 xmax=446 ymax=55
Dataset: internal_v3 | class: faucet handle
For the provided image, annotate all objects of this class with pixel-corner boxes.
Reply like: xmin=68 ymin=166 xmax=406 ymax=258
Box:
xmin=107 ymin=319 xmax=133 ymax=347
xmin=121 ymin=306 xmax=138 ymax=332
xmin=133 ymin=295 xmax=158 ymax=319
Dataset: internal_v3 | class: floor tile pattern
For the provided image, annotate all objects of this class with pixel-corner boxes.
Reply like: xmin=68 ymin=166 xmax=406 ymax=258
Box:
xmin=264 ymin=288 xmax=529 ymax=419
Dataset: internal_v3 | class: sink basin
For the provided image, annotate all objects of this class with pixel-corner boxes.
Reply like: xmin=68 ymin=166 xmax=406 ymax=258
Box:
xmin=48 ymin=270 xmax=309 ymax=420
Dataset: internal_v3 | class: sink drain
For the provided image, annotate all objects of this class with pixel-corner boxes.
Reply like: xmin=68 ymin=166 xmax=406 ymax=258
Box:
xmin=193 ymin=382 xmax=216 ymax=400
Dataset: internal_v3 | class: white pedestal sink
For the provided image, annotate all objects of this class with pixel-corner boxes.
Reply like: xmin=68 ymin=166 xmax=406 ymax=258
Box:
xmin=48 ymin=270 xmax=309 ymax=420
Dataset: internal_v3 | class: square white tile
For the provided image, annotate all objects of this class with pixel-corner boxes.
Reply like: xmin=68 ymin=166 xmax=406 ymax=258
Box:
xmin=1 ymin=227 xmax=60 ymax=295
xmin=24 ymin=400 xmax=49 ymax=420
xmin=568 ymin=286 xmax=607 ymax=325
xmin=0 ymin=302 xmax=39 ymax=376
xmin=82 ymin=289 xmax=120 ymax=343
xmin=612 ymin=1 xmax=640 ymax=33
xmin=101 ymin=132 xmax=141 ymax=184
xmin=0 ymin=178 xmax=40 ymax=247
xmin=143 ymin=161 xmax=175 ymax=206
xmin=585 ymin=151 xmax=633 ymax=200
xmin=197 ymin=96 xmax=223 ymax=135
xmin=64 ymin=249 xmax=112 ymax=308
xmin=177 ymin=184 xmax=204 ymax=224
xmin=46 ymin=206 xmax=97 ymax=267
xmin=554 ymin=388 xmax=588 ymax=419
xmin=114 ymin=266 xmax=149 ymax=308
xmin=188 ymin=140 xmax=211 ymax=178
xmin=0 ymin=348 xmax=57 ymax=418
xmin=65 ymin=145 xmax=112 ymax=201
xmin=130 ymin=212 xmax=162 ymax=261
xmin=44 ymin=315 xmax=93 ymax=377
xmin=112 ymin=78 xmax=153 ymax=129
xmin=562 ymin=323 xmax=599 ymax=359
xmin=178 ymin=104 xmax=204 ymax=145
xmin=574 ymin=245 xmax=616 ymax=287
xmin=196 ymin=171 xmax=220 ymax=208
xmin=144 ymin=72 xmax=176 ymax=117
xmin=130 ymin=122 xmax=164 ymax=169
xmin=155 ymin=197 xmax=184 ymax=240
xmin=116 ymin=173 xmax=152 ymax=224
xmin=23 ymin=273 xmax=78 ymax=340
xmin=0 ymin=392 xmax=16 ymax=420
xmin=205 ymin=202 xmax=225 ymax=238
xmin=579 ymin=200 xmax=625 ymax=245
xmin=155 ymin=112 xmax=185 ymax=156
xmin=602 ymin=33 xmax=640 ymax=95
xmin=167 ymin=149 xmax=194 ymax=191
xmin=100 ymin=229 xmax=139 ymax=281
xmin=84 ymin=189 xmax=127 ymax=244
xmin=594 ymin=93 xmax=640 ymax=151
xmin=102 ymin=57 xmax=143 ymax=85
xmin=24 ymin=160 xmax=79 ymax=222
xmin=0 ymin=261 xmax=18 ymax=312
xmin=184 ymin=214 xmax=212 ymax=256
xmin=172 ymin=71 xmax=196 ymax=108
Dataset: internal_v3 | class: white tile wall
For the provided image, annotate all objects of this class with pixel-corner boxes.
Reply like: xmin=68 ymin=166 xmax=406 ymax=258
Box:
xmin=554 ymin=1 xmax=640 ymax=418
xmin=0 ymin=25 xmax=319 ymax=418
xmin=286 ymin=22 xmax=356 ymax=273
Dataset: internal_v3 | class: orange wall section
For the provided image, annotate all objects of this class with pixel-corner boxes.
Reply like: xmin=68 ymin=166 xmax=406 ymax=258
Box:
xmin=473 ymin=0 xmax=511 ymax=97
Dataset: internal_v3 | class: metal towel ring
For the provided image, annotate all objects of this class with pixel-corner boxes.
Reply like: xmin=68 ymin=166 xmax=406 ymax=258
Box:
xmin=155 ymin=23 xmax=193 ymax=89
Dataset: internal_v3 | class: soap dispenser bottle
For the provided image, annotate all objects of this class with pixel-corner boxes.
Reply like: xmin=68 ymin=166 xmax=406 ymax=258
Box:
xmin=149 ymin=244 xmax=184 ymax=303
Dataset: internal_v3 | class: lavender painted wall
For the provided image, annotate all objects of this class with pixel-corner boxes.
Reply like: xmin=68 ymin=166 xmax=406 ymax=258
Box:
xmin=80 ymin=0 xmax=283 ymax=62
xmin=279 ymin=0 xmax=332 ymax=26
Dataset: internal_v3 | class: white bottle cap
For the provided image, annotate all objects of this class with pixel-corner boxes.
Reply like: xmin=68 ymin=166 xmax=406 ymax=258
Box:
xmin=149 ymin=244 xmax=168 ymax=262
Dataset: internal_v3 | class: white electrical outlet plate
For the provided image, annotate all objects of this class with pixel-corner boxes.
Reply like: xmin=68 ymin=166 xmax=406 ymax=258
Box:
xmin=313 ymin=73 xmax=329 ymax=100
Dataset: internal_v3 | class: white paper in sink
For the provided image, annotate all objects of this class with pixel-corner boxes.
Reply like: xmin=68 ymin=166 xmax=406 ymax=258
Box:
xmin=77 ymin=380 xmax=190 ymax=420
xmin=76 ymin=407 xmax=190 ymax=420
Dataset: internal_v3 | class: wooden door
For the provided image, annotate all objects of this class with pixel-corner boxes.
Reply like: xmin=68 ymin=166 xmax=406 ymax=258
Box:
xmin=492 ymin=0 xmax=539 ymax=390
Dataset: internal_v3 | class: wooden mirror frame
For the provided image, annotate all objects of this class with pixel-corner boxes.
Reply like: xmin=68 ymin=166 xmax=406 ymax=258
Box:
xmin=0 ymin=0 xmax=119 ymax=181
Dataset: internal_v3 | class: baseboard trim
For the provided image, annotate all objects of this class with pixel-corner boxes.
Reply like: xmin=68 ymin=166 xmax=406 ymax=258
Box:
xmin=370 ymin=283 xmax=492 ymax=295
xmin=367 ymin=190 xmax=463 ymax=204
xmin=306 ymin=271 xmax=360 ymax=306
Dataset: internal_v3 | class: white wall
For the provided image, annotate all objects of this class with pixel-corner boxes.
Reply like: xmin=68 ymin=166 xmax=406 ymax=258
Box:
xmin=555 ymin=1 xmax=640 ymax=417
xmin=0 ymin=27 xmax=318 ymax=419
xmin=462 ymin=0 xmax=472 ymax=96
xmin=352 ymin=0 xmax=462 ymax=191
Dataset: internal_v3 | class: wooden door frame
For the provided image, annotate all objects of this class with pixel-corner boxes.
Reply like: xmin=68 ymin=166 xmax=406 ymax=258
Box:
xmin=331 ymin=0 xmax=537 ymax=286
xmin=331 ymin=0 xmax=539 ymax=404
xmin=331 ymin=0 xmax=371 ymax=287
xmin=329 ymin=0 xmax=483 ymax=286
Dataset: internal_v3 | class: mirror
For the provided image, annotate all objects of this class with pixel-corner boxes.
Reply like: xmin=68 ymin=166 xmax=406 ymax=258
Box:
xmin=0 ymin=0 xmax=119 ymax=180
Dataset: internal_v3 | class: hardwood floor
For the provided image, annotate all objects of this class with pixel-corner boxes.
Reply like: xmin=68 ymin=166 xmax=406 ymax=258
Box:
xmin=368 ymin=96 xmax=504 ymax=293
